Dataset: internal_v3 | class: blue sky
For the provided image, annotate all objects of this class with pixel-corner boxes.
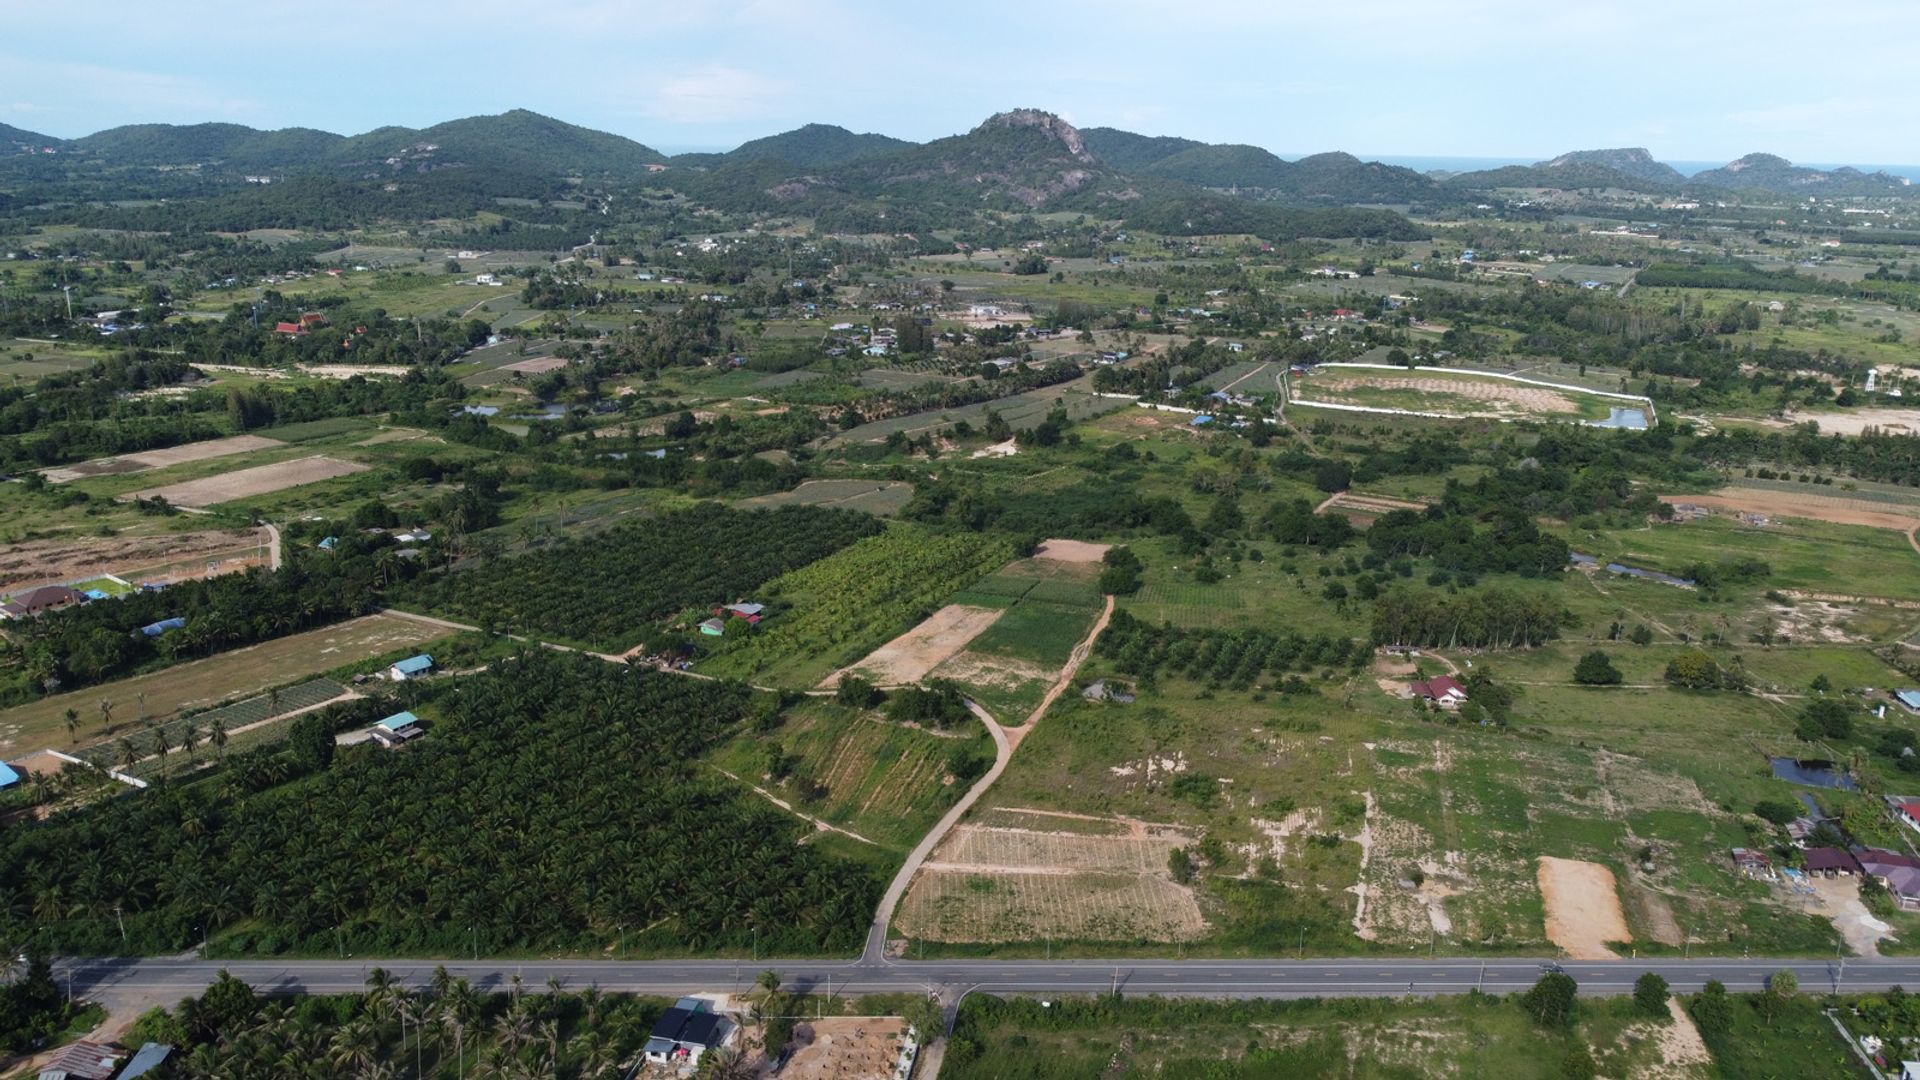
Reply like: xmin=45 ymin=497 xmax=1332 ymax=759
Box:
xmin=3 ymin=0 xmax=1917 ymax=165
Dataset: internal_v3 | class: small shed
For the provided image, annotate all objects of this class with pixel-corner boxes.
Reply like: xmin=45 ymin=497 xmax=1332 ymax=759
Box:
xmin=388 ymin=654 xmax=434 ymax=681
xmin=698 ymin=617 xmax=727 ymax=637
xmin=1896 ymin=689 xmax=1920 ymax=714
xmin=35 ymin=1041 xmax=125 ymax=1080
xmin=370 ymin=711 xmax=424 ymax=747
xmin=118 ymin=1043 xmax=174 ymax=1080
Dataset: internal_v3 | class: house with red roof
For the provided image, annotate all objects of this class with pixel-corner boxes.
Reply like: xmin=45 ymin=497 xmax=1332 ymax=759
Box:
xmin=1409 ymin=675 xmax=1468 ymax=709
xmin=1888 ymin=796 xmax=1920 ymax=835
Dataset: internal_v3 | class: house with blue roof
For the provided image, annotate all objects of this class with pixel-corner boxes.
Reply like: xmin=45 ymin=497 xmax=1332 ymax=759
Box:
xmin=1896 ymin=689 xmax=1920 ymax=714
xmin=0 ymin=761 xmax=19 ymax=790
xmin=388 ymin=654 xmax=434 ymax=681
xmin=370 ymin=711 xmax=424 ymax=747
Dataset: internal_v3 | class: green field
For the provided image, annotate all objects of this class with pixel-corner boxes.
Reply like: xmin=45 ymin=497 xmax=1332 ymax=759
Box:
xmin=708 ymin=698 xmax=991 ymax=852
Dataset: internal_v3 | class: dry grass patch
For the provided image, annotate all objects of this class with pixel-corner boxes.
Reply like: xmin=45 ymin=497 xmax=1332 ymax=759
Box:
xmin=39 ymin=435 xmax=283 ymax=483
xmin=125 ymin=455 xmax=369 ymax=507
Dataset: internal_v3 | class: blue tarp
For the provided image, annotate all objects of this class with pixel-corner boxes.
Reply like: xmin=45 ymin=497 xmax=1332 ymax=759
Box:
xmin=0 ymin=762 xmax=19 ymax=789
xmin=140 ymin=617 xmax=186 ymax=637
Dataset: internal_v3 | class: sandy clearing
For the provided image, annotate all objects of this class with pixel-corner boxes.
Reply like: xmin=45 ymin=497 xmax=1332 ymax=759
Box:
xmin=125 ymin=455 xmax=369 ymax=507
xmin=1030 ymin=538 xmax=1111 ymax=564
xmin=1782 ymin=406 xmax=1920 ymax=436
xmin=297 ymin=364 xmax=410 ymax=379
xmin=1805 ymin=876 xmax=1889 ymax=957
xmin=501 ymin=355 xmax=571 ymax=374
xmin=779 ymin=1016 xmax=911 ymax=1080
xmin=1661 ymin=490 xmax=1920 ymax=532
xmin=39 ymin=435 xmax=283 ymax=483
xmin=1656 ymin=996 xmax=1714 ymax=1073
xmin=0 ymin=527 xmax=268 ymax=592
xmin=1537 ymin=856 xmax=1631 ymax=959
xmin=821 ymin=604 xmax=1004 ymax=688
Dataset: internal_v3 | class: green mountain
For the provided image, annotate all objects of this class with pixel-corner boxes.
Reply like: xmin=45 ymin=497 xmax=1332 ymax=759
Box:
xmin=1443 ymin=160 xmax=1677 ymax=192
xmin=1285 ymin=152 xmax=1434 ymax=203
xmin=72 ymin=122 xmax=343 ymax=169
xmin=60 ymin=110 xmax=665 ymax=176
xmin=838 ymin=109 xmax=1118 ymax=210
xmin=1080 ymin=128 xmax=1205 ymax=170
xmin=1137 ymin=144 xmax=1290 ymax=189
xmin=1690 ymin=152 xmax=1911 ymax=196
xmin=1535 ymin=148 xmax=1685 ymax=185
xmin=338 ymin=110 xmax=667 ymax=174
xmin=721 ymin=123 xmax=913 ymax=167
xmin=1077 ymin=128 xmax=1433 ymax=204
xmin=0 ymin=122 xmax=59 ymax=150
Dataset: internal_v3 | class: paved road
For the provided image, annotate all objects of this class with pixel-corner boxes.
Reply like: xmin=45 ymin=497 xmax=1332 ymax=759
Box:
xmin=54 ymin=955 xmax=1920 ymax=1011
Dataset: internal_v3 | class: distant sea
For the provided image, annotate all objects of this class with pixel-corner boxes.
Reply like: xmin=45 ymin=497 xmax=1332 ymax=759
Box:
xmin=1363 ymin=153 xmax=1920 ymax=181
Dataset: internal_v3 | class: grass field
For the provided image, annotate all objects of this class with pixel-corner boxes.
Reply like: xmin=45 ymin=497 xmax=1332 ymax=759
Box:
xmin=734 ymin=479 xmax=916 ymax=516
xmin=0 ymin=615 xmax=447 ymax=760
xmin=72 ymin=676 xmax=352 ymax=777
xmin=697 ymin=524 xmax=1014 ymax=688
xmin=828 ymin=381 xmax=1130 ymax=446
xmin=1573 ymin=514 xmax=1920 ymax=603
xmin=945 ymin=989 xmax=1865 ymax=1079
xmin=708 ymin=698 xmax=990 ymax=853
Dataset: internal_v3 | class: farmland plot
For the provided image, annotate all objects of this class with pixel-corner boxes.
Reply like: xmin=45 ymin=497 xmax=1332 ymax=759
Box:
xmin=40 ymin=435 xmax=284 ymax=483
xmin=896 ymin=817 xmax=1207 ymax=943
xmin=125 ymin=455 xmax=369 ymax=507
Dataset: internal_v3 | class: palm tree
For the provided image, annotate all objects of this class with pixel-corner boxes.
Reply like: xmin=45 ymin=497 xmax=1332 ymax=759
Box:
xmin=211 ymin=719 xmax=229 ymax=760
xmin=116 ymin=738 xmax=138 ymax=774
xmin=63 ymin=707 xmax=78 ymax=745
xmin=327 ymin=1018 xmax=379 ymax=1076
xmin=98 ymin=697 xmax=115 ymax=735
xmin=153 ymin=728 xmax=171 ymax=776
xmin=181 ymin=720 xmax=200 ymax=765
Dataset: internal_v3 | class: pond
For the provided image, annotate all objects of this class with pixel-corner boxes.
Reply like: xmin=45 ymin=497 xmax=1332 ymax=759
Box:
xmin=1589 ymin=406 xmax=1649 ymax=430
xmin=1770 ymin=757 xmax=1859 ymax=791
xmin=1568 ymin=552 xmax=1694 ymax=587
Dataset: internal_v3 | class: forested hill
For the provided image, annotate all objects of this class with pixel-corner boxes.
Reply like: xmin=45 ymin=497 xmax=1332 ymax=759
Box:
xmin=0 ymin=122 xmax=59 ymax=150
xmin=716 ymin=123 xmax=915 ymax=167
xmin=1689 ymin=152 xmax=1912 ymax=196
xmin=49 ymin=110 xmax=667 ymax=176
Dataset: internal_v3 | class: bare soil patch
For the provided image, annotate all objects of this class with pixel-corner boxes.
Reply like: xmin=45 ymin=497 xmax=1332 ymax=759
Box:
xmin=1030 ymin=538 xmax=1111 ymax=564
xmin=779 ymin=1017 xmax=911 ymax=1080
xmin=501 ymin=355 xmax=571 ymax=375
xmin=39 ymin=435 xmax=283 ymax=483
xmin=821 ymin=604 xmax=1004 ymax=688
xmin=0 ymin=527 xmax=267 ymax=592
xmin=297 ymin=364 xmax=410 ymax=379
xmin=125 ymin=455 xmax=369 ymax=507
xmin=898 ymin=819 xmax=1206 ymax=943
xmin=1661 ymin=490 xmax=1919 ymax=532
xmin=1537 ymin=856 xmax=1631 ymax=959
xmin=1783 ymin=406 xmax=1920 ymax=436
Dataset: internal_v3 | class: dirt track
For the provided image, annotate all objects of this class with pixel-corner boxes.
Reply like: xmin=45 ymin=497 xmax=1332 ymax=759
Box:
xmin=1537 ymin=856 xmax=1631 ymax=959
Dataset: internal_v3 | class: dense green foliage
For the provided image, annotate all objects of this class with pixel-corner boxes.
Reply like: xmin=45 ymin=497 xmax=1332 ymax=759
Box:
xmin=0 ymin=652 xmax=880 ymax=957
xmin=1370 ymin=586 xmax=1571 ymax=648
xmin=399 ymin=504 xmax=883 ymax=649
xmin=1095 ymin=609 xmax=1365 ymax=687
xmin=127 ymin=969 xmax=676 ymax=1080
